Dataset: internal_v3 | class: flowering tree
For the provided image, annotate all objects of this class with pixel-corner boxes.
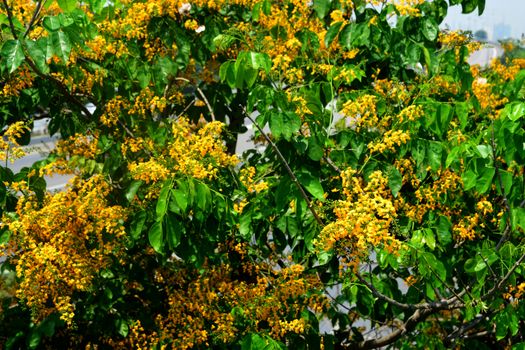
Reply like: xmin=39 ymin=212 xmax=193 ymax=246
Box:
xmin=1 ymin=0 xmax=525 ymax=348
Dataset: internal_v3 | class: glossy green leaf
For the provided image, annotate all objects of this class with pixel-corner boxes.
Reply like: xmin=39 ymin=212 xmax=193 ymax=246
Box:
xmin=156 ymin=181 xmax=172 ymax=220
xmin=125 ymin=180 xmax=143 ymax=202
xmin=1 ymin=40 xmax=25 ymax=74
xmin=43 ymin=16 xmax=61 ymax=31
xmin=57 ymin=0 xmax=76 ymax=12
xmin=164 ymin=214 xmax=182 ymax=249
xmin=502 ymin=101 xmax=525 ymax=121
xmin=130 ymin=210 xmax=147 ymax=240
xmin=422 ymin=18 xmax=439 ymax=41
xmin=297 ymin=172 xmax=324 ymax=201
xmin=50 ymin=31 xmax=72 ymax=63
xmin=148 ymin=222 xmax=164 ymax=253
xmin=388 ymin=167 xmax=402 ymax=197
xmin=324 ymin=22 xmax=343 ymax=48
xmin=312 ymin=0 xmax=332 ymax=19
xmin=25 ymin=40 xmax=49 ymax=74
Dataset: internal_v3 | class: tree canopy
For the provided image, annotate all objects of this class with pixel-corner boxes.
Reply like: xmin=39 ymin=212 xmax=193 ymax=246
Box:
xmin=2 ymin=0 xmax=525 ymax=349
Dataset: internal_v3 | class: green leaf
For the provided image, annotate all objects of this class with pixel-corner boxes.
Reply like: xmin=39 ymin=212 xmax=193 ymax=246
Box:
xmin=195 ymin=182 xmax=212 ymax=213
xmin=156 ymin=181 xmax=171 ymax=220
xmin=427 ymin=141 xmax=443 ymax=170
xmin=464 ymin=256 xmax=486 ymax=274
xmin=297 ymin=172 xmax=324 ymax=201
xmin=164 ymin=214 xmax=182 ymax=249
xmin=495 ymin=312 xmax=509 ymax=340
xmin=423 ymin=228 xmax=436 ymax=250
xmin=130 ymin=210 xmax=147 ymax=240
xmin=171 ymin=188 xmax=188 ymax=214
xmin=461 ymin=0 xmax=477 ymax=13
xmin=1 ymin=40 xmax=25 ymax=74
xmin=115 ymin=319 xmax=129 ymax=337
xmin=502 ymin=101 xmax=525 ymax=121
xmin=422 ymin=18 xmax=438 ymax=41
xmin=25 ymin=39 xmax=49 ymax=74
xmin=312 ymin=0 xmax=332 ymax=19
xmin=148 ymin=222 xmax=164 ymax=253
xmin=269 ymin=112 xmax=301 ymax=140
xmin=239 ymin=211 xmax=252 ymax=240
xmin=42 ymin=16 xmax=61 ymax=31
xmin=213 ymin=34 xmax=238 ymax=51
xmin=340 ymin=22 xmax=370 ymax=48
xmin=478 ymin=0 xmax=486 ymax=14
xmin=248 ymin=51 xmax=271 ymax=73
xmin=436 ymin=216 xmax=452 ymax=246
xmin=462 ymin=169 xmax=477 ymax=191
xmin=125 ymin=180 xmax=143 ymax=202
xmin=324 ymin=22 xmax=343 ymax=48
xmin=57 ymin=0 xmax=76 ymax=12
xmin=307 ymin=137 xmax=324 ymax=161
xmin=50 ymin=30 xmax=72 ymax=63
xmin=28 ymin=331 xmax=41 ymax=350
xmin=388 ymin=167 xmax=402 ymax=197
xmin=475 ymin=166 xmax=495 ymax=194
xmin=456 ymin=102 xmax=469 ymax=129
xmin=512 ymin=208 xmax=525 ymax=231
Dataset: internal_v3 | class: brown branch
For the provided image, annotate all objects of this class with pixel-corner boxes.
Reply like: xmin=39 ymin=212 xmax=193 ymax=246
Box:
xmin=241 ymin=107 xmax=324 ymax=226
xmin=174 ymin=77 xmax=216 ymax=121
xmin=348 ymin=308 xmax=434 ymax=350
xmin=1 ymin=0 xmax=93 ymax=120
xmin=23 ymin=0 xmax=44 ymax=38
xmin=2 ymin=0 xmax=19 ymax=40
xmin=492 ymin=122 xmax=513 ymax=250
xmin=482 ymin=250 xmax=525 ymax=300
xmin=356 ymin=273 xmax=464 ymax=312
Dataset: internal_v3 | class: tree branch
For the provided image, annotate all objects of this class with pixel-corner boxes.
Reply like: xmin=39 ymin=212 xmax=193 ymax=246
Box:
xmin=241 ymin=107 xmax=324 ymax=226
xmin=23 ymin=0 xmax=45 ymax=39
xmin=1 ymin=0 xmax=94 ymax=120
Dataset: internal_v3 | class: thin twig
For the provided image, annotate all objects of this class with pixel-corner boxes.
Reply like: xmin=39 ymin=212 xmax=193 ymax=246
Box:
xmin=482 ymin=250 xmax=525 ymax=300
xmin=117 ymin=120 xmax=153 ymax=157
xmin=492 ymin=121 xmax=513 ymax=250
xmin=174 ymin=77 xmax=216 ymax=121
xmin=23 ymin=0 xmax=44 ymax=38
xmin=2 ymin=0 xmax=19 ymax=39
xmin=175 ymin=98 xmax=196 ymax=119
xmin=2 ymin=0 xmax=93 ymax=119
xmin=241 ymin=106 xmax=324 ymax=226
xmin=356 ymin=272 xmax=464 ymax=311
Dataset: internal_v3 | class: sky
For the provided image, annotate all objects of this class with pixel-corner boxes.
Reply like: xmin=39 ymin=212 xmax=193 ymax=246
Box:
xmin=442 ymin=0 xmax=525 ymax=40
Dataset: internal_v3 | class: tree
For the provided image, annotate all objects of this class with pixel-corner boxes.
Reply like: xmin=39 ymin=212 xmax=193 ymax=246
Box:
xmin=1 ymin=0 xmax=525 ymax=348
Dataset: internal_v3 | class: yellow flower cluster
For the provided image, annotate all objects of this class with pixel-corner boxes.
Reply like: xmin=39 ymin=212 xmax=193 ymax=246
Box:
xmin=239 ymin=166 xmax=269 ymax=193
xmin=0 ymin=66 xmax=34 ymax=97
xmin=168 ymin=118 xmax=239 ymax=179
xmin=373 ymin=79 xmax=411 ymax=105
xmin=129 ymin=159 xmax=171 ymax=184
xmin=490 ymin=58 xmax=522 ymax=82
xmin=404 ymin=169 xmax=462 ymax=222
xmin=398 ymin=105 xmax=424 ymax=123
xmin=472 ymin=78 xmax=508 ymax=113
xmin=453 ymin=213 xmax=480 ymax=241
xmin=101 ymin=96 xmax=129 ymax=127
xmin=129 ymin=88 xmax=167 ymax=117
xmin=120 ymin=259 xmax=326 ymax=349
xmin=0 ymin=121 xmax=30 ymax=162
xmin=317 ymin=169 xmax=400 ymax=268
xmin=368 ymin=129 xmax=410 ymax=153
xmin=438 ymin=30 xmax=470 ymax=47
xmin=393 ymin=0 xmax=425 ymax=17
xmin=341 ymin=94 xmax=379 ymax=131
xmin=3 ymin=175 xmax=127 ymax=325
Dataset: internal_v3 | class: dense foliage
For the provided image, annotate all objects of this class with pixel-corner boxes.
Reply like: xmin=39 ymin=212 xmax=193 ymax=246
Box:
xmin=1 ymin=0 xmax=525 ymax=348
